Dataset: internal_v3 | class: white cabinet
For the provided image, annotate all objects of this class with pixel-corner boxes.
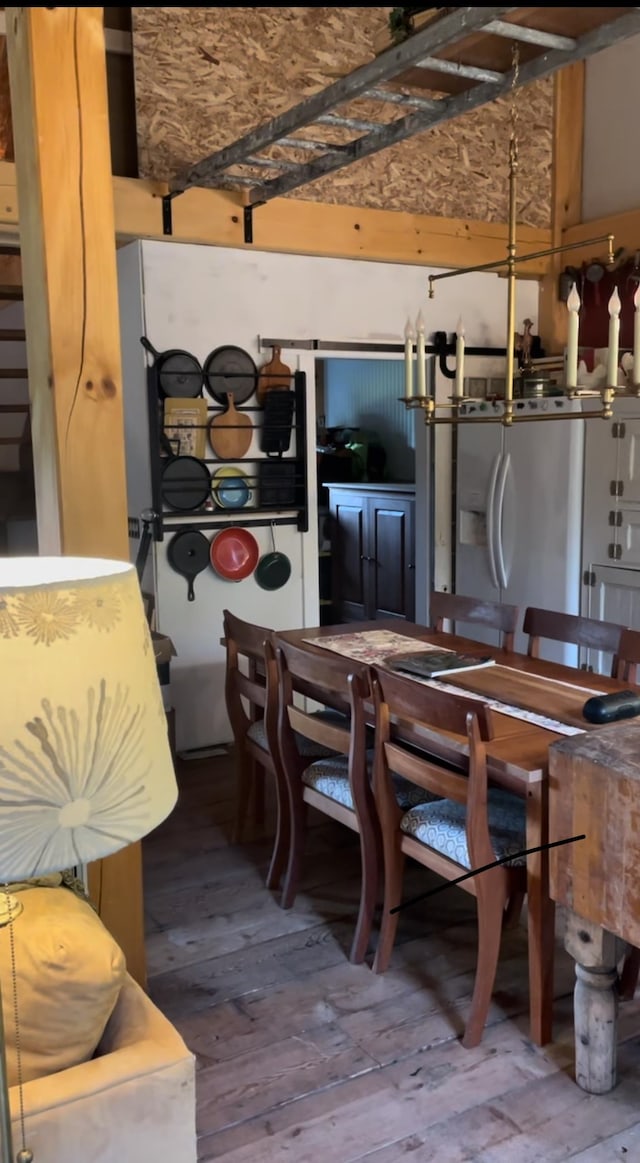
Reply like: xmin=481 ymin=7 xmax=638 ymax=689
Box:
xmin=582 ymin=399 xmax=640 ymax=671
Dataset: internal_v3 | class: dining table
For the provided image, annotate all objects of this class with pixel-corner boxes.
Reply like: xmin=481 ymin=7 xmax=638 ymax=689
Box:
xmin=275 ymin=618 xmax=636 ymax=1057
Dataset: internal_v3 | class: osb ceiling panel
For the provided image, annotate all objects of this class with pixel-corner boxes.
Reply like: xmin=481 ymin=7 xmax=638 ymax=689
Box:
xmin=131 ymin=7 xmax=552 ymax=229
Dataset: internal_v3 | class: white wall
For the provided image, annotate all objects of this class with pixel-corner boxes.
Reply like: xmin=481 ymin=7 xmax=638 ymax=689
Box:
xmin=583 ymin=33 xmax=640 ymax=221
xmin=125 ymin=241 xmax=537 ymax=749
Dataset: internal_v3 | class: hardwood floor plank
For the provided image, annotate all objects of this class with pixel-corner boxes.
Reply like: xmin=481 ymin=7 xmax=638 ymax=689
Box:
xmin=198 ymin=1021 xmax=568 ymax=1163
xmin=470 ymin=1039 xmax=640 ymax=1161
xmin=196 ymin=1022 xmax=380 ymax=1138
xmin=568 ymin=1121 xmax=640 ymax=1160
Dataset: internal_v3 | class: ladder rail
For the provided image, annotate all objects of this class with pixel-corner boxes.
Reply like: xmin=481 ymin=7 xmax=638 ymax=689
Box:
xmin=169 ymin=6 xmax=517 ymax=194
xmin=167 ymin=7 xmax=640 ymax=215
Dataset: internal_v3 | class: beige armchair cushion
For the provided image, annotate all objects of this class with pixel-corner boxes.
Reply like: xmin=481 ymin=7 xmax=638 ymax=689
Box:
xmin=0 ymin=886 xmax=126 ymax=1086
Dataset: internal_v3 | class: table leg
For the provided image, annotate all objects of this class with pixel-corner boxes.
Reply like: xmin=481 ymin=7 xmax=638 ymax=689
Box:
xmin=564 ymin=913 xmax=627 ymax=1094
xmin=526 ymin=780 xmax=556 ymax=1046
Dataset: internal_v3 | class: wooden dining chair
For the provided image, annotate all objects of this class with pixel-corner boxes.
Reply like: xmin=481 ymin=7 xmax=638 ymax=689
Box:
xmin=429 ymin=591 xmax=519 ymax=652
xmin=523 ymin=607 xmax=624 ymax=674
xmin=370 ymin=665 xmax=528 ymax=1049
xmin=274 ymin=637 xmax=429 ymax=964
xmin=616 ymin=627 xmax=640 ymax=684
xmin=223 ymin=610 xmax=283 ymax=886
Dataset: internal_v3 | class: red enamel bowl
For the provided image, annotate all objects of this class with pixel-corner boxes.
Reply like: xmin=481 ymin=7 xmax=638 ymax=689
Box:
xmin=210 ymin=527 xmax=259 ymax=582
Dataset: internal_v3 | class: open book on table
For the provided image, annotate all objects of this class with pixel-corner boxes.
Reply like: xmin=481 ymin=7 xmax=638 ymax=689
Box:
xmin=383 ymin=649 xmax=495 ymax=680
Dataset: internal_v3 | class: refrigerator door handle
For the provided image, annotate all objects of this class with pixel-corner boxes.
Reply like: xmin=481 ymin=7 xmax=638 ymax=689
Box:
xmin=495 ymin=451 xmax=511 ymax=589
xmin=485 ymin=453 xmax=501 ymax=592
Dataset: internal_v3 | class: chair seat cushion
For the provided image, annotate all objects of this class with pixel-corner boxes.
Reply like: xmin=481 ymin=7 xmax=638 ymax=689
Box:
xmin=247 ymin=709 xmax=345 ymax=758
xmin=400 ymin=789 xmax=526 ymax=869
xmin=302 ymin=755 xmax=437 ymax=812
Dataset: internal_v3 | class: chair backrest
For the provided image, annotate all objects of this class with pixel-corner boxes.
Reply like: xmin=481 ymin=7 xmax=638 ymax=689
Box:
xmin=429 ymin=591 xmax=519 ymax=652
xmin=370 ymin=666 xmax=497 ymax=871
xmin=274 ymin=637 xmax=371 ymax=808
xmin=223 ymin=608 xmax=276 ymax=746
xmin=523 ymin=607 xmax=624 ymax=674
xmin=616 ymin=628 xmax=640 ymax=684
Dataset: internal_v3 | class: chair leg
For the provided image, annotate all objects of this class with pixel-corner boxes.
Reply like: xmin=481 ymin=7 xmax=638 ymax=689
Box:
xmin=503 ymin=890 xmax=525 ymax=930
xmin=349 ymin=817 xmax=382 ymax=966
xmin=280 ymin=793 xmax=306 ymax=910
xmin=463 ymin=884 xmax=506 ymax=1049
xmin=252 ymin=772 xmax=266 ymax=837
xmin=232 ymin=749 xmax=255 ymax=843
xmin=618 ymin=946 xmax=640 ymax=1001
xmin=266 ymin=770 xmax=290 ymax=891
xmin=373 ymin=846 xmax=405 ymax=975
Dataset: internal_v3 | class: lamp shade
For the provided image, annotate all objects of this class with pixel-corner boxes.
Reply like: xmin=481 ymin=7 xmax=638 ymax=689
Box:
xmin=0 ymin=557 xmax=178 ymax=880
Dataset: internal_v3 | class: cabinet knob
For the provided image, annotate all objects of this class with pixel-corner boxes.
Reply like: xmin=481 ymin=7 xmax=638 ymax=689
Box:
xmin=408 ymin=563 xmax=415 ymax=570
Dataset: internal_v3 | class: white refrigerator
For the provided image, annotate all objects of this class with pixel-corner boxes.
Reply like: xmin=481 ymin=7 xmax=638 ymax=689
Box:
xmin=454 ymin=397 xmax=585 ymax=664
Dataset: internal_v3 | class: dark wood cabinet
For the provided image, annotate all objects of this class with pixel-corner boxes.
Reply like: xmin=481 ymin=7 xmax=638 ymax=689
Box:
xmin=327 ymin=485 xmax=415 ymax=622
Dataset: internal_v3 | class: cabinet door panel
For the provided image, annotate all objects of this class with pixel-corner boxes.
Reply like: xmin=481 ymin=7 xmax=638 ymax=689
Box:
xmin=617 ymin=416 xmax=640 ymax=506
xmin=331 ymin=494 xmax=367 ymax=621
xmin=617 ymin=505 xmax=640 ymax=567
xmin=582 ymin=563 xmax=640 ymax=672
xmin=368 ymin=498 xmax=414 ymax=621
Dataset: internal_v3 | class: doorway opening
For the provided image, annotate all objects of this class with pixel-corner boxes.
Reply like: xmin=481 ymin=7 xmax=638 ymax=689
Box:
xmin=314 ymin=356 xmax=416 ymax=624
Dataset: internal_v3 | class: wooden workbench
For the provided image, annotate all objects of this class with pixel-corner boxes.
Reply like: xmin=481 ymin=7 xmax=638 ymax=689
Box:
xmin=549 ymin=720 xmax=640 ymax=1093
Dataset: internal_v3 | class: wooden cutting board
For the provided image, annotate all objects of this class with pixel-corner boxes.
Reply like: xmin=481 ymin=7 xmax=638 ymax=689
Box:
xmin=208 ymin=393 xmax=252 ymax=459
xmin=257 ymin=346 xmax=291 ymax=403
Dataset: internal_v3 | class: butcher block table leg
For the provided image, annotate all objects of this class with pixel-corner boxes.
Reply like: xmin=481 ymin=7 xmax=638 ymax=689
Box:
xmin=564 ymin=913 xmax=628 ymax=1094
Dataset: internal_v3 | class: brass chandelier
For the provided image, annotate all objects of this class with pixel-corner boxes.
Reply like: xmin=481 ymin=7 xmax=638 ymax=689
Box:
xmin=401 ymin=47 xmax=632 ymax=426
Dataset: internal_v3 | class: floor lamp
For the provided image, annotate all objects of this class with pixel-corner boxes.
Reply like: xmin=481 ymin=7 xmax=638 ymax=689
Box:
xmin=0 ymin=556 xmax=179 ymax=1163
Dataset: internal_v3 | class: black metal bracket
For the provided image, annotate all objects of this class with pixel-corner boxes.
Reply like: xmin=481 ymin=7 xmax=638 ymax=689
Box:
xmin=243 ymin=201 xmax=266 ymax=245
xmin=433 ymin=331 xmax=508 ymax=380
xmin=162 ymin=191 xmax=183 ymax=237
xmin=432 ymin=330 xmax=545 ymax=380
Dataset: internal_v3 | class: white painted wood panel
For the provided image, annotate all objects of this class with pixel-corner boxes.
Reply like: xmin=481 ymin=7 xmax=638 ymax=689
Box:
xmin=583 ymin=33 xmax=640 ymax=221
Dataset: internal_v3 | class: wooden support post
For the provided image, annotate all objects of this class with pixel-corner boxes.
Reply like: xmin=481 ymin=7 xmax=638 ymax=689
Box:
xmin=538 ymin=63 xmax=585 ymax=353
xmin=5 ymin=8 xmax=146 ymax=986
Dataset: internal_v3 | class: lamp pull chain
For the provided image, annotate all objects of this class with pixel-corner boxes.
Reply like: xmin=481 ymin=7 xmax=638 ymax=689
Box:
xmin=5 ymin=885 xmax=31 ymax=1163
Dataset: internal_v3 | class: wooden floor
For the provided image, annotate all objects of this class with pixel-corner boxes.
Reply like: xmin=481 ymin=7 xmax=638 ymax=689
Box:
xmin=143 ymin=750 xmax=640 ymax=1162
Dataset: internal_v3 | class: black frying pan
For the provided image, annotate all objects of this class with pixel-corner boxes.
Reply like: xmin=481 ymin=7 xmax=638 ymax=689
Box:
xmin=203 ymin=345 xmax=258 ymax=404
xmin=141 ymin=336 xmax=204 ymax=398
xmin=161 ymin=456 xmax=211 ymax=512
xmin=167 ymin=530 xmax=211 ymax=601
xmin=255 ymin=524 xmax=292 ymax=591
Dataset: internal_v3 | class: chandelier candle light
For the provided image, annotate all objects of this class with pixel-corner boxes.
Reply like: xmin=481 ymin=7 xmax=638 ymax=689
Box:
xmin=399 ymin=45 xmax=623 ymax=427
xmin=404 ymin=319 xmax=415 ymax=399
xmin=607 ymin=287 xmax=621 ymax=389
xmin=454 ymin=318 xmax=465 ymax=398
xmin=565 ymin=284 xmax=581 ymax=391
xmin=416 ymin=310 xmax=426 ymax=398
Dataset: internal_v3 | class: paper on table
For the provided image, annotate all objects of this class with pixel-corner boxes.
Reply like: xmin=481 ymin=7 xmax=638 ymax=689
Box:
xmin=302 ymin=630 xmax=586 ymax=736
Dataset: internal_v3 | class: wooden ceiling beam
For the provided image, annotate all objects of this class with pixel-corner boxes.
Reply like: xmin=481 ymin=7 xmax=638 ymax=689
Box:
xmin=0 ymin=157 xmax=552 ymax=275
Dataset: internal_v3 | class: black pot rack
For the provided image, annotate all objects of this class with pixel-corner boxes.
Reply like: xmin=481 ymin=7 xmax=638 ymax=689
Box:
xmin=144 ymin=361 xmax=309 ymax=545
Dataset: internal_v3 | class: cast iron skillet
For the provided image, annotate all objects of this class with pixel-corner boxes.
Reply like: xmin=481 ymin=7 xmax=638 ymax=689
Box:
xmin=141 ymin=336 xmax=204 ymax=398
xmin=167 ymin=530 xmax=211 ymax=602
xmin=161 ymin=455 xmax=211 ymax=512
xmin=203 ymin=345 xmax=258 ymax=405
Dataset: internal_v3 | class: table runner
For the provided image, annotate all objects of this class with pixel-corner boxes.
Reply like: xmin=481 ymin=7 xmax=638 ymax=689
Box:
xmin=302 ymin=629 xmax=596 ymax=737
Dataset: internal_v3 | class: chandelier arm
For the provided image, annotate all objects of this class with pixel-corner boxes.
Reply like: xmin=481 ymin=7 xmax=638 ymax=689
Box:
xmin=427 ymin=233 xmax=615 ymax=291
